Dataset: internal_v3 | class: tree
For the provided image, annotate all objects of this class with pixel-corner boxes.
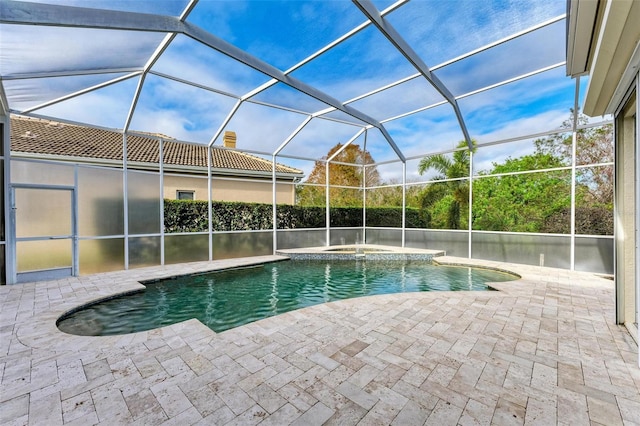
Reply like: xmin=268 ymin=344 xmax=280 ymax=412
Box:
xmin=471 ymin=110 xmax=614 ymax=235
xmin=296 ymin=143 xmax=380 ymax=207
xmin=533 ymin=110 xmax=613 ymax=234
xmin=534 ymin=110 xmax=613 ymax=206
xmin=416 ymin=140 xmax=476 ymax=229
xmin=472 ymin=153 xmax=571 ymax=232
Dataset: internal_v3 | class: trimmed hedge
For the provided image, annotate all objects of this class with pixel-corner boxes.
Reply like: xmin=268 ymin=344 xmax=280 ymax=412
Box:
xmin=164 ymin=200 xmax=612 ymax=235
xmin=164 ymin=200 xmax=428 ymax=232
xmin=275 ymin=204 xmax=326 ymax=229
xmin=164 ymin=200 xmax=271 ymax=232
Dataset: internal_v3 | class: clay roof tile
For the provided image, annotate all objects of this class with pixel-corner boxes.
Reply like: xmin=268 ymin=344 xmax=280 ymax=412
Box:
xmin=10 ymin=116 xmax=302 ymax=176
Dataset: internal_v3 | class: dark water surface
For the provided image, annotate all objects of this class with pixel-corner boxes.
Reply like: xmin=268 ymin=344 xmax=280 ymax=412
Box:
xmin=57 ymin=260 xmax=516 ymax=336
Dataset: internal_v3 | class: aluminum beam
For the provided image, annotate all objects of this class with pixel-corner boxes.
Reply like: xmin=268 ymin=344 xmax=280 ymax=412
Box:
xmin=327 ymin=129 xmax=367 ymax=162
xmin=0 ymin=1 xmax=379 ymax=128
xmin=2 ymin=0 xmax=405 ymax=161
xmin=380 ymin=62 xmax=565 ymax=125
xmin=1 ymin=68 xmax=142 ymax=81
xmin=123 ymin=32 xmax=177 ymax=132
xmin=21 ymin=72 xmax=140 ymax=115
xmin=242 ymin=1 xmax=407 ymax=105
xmin=123 ymin=0 xmax=197 ymax=132
xmin=274 ymin=116 xmax=313 ymax=157
xmin=0 ymin=81 xmax=9 ymax=116
xmin=344 ymin=15 xmax=564 ymax=108
xmin=207 ymin=100 xmax=242 ymax=148
xmin=186 ymin=23 xmax=387 ymax=130
xmin=0 ymin=1 xmax=185 ymax=32
xmin=352 ymin=0 xmax=473 ymax=150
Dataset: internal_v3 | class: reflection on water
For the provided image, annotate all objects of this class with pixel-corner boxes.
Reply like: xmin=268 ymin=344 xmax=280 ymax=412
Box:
xmin=57 ymin=260 xmax=516 ymax=336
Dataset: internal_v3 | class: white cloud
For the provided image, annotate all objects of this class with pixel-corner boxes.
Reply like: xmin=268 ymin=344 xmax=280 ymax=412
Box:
xmin=214 ymin=102 xmax=309 ymax=153
xmin=36 ymin=79 xmax=139 ymax=129
xmin=131 ymin=108 xmax=213 ymax=143
xmin=433 ymin=20 xmax=566 ymax=97
xmin=129 ymin=74 xmax=239 ymax=143
xmin=151 ymin=35 xmax=271 ymax=97
xmin=476 ymin=109 xmax=568 ymax=143
xmin=187 ymin=0 xmax=249 ymax=43
xmin=4 ymin=73 xmax=129 ymax=112
xmin=279 ymin=118 xmax=364 ymax=160
xmin=1 ymin=25 xmax=163 ymax=76
xmin=388 ymin=0 xmax=566 ymax=67
xmin=348 ymin=77 xmax=444 ymax=121
xmin=252 ymin=83 xmax=329 ymax=114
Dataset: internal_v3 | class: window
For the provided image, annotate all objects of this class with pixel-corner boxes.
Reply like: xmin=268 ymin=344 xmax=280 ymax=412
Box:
xmin=177 ymin=190 xmax=194 ymax=200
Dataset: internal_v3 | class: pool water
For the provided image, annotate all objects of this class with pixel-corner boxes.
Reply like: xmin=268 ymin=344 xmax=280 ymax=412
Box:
xmin=57 ymin=260 xmax=517 ymax=336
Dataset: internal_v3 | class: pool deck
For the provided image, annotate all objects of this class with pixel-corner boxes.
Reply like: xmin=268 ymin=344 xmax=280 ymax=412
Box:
xmin=1 ymin=255 xmax=639 ymax=425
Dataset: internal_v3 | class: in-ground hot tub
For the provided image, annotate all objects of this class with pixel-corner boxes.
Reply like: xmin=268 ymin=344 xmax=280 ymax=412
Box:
xmin=276 ymin=244 xmax=445 ymax=260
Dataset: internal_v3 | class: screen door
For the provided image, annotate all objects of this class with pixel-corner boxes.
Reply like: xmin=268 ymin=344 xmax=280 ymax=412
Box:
xmin=14 ymin=185 xmax=76 ymax=282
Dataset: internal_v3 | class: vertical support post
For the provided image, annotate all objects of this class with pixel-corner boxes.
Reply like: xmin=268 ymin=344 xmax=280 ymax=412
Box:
xmin=362 ymin=130 xmax=367 ymax=244
xmin=570 ymin=77 xmax=580 ymax=271
xmin=207 ymin=145 xmax=213 ymax=261
xmin=73 ymin=166 xmax=79 ymax=276
xmin=570 ymin=135 xmax=577 ymax=270
xmin=159 ymin=138 xmax=165 ymax=265
xmin=402 ymin=161 xmax=406 ymax=247
xmin=272 ymin=155 xmax=277 ymax=254
xmin=123 ymin=134 xmax=129 ymax=270
xmin=468 ymin=149 xmax=473 ymax=259
xmin=3 ymin=114 xmax=16 ymax=284
xmin=271 ymin=116 xmax=313 ymax=247
xmin=362 ymin=164 xmax=366 ymax=244
xmin=325 ymin=161 xmax=330 ymax=246
xmin=614 ymin=114 xmax=623 ymax=324
xmin=635 ymin=73 xmax=640 ymax=367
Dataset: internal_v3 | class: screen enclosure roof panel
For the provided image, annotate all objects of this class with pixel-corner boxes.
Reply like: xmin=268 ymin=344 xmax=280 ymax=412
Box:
xmin=1 ymin=0 xmax=572 ymax=165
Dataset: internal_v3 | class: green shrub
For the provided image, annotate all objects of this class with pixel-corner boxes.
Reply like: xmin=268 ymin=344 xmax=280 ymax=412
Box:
xmin=164 ymin=200 xmax=428 ymax=232
xmin=541 ymin=206 xmax=613 ymax=235
xmin=164 ymin=199 xmax=209 ymax=233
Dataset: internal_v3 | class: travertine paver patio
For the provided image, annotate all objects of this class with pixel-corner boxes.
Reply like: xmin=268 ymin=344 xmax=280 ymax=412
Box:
xmin=1 ymin=255 xmax=639 ymax=425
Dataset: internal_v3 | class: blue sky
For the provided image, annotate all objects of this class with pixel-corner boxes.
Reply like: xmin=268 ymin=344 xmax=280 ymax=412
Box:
xmin=2 ymin=0 xmax=590 ymax=181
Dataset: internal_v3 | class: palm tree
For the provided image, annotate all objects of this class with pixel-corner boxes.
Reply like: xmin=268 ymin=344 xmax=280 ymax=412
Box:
xmin=417 ymin=140 xmax=476 ymax=229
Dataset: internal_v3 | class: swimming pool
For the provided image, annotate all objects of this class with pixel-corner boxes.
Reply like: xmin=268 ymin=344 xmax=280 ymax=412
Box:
xmin=57 ymin=260 xmax=517 ymax=336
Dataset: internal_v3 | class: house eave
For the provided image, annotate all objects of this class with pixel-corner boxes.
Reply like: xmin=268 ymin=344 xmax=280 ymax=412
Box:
xmin=566 ymin=0 xmax=600 ymax=78
xmin=568 ymin=0 xmax=640 ymax=116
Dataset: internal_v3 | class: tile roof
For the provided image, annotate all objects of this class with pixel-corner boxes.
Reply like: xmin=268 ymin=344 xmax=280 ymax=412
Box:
xmin=9 ymin=116 xmax=303 ymax=176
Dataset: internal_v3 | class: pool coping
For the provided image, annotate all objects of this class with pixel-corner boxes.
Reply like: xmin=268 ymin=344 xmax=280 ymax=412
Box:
xmin=10 ymin=255 xmax=292 ymax=352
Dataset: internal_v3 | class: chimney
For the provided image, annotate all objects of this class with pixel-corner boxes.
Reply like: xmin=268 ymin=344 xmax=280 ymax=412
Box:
xmin=223 ymin=131 xmax=237 ymax=149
